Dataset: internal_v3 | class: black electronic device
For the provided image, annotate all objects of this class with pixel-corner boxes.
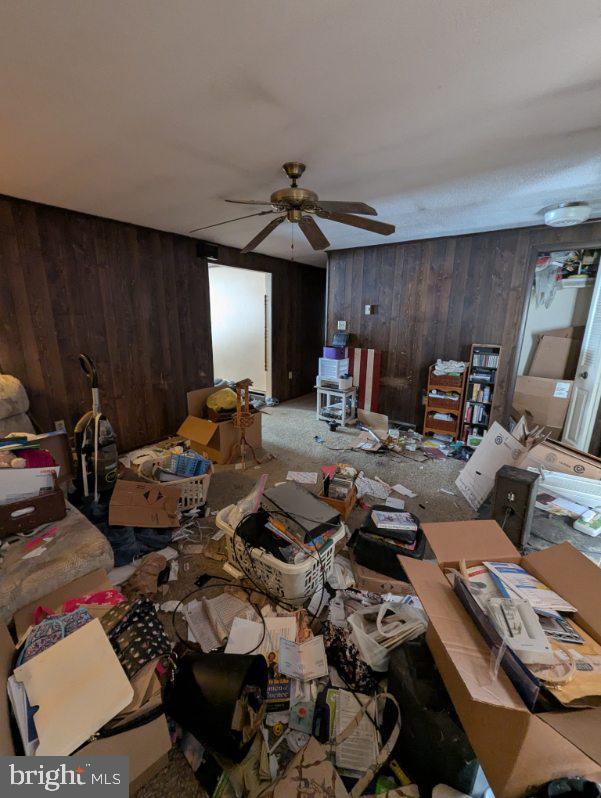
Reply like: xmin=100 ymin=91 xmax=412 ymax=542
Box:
xmin=491 ymin=465 xmax=539 ymax=548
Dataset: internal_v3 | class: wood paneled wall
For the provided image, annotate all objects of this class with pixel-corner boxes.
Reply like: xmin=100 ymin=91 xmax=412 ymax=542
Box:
xmin=327 ymin=222 xmax=601 ymax=431
xmin=0 ymin=196 xmax=325 ymax=451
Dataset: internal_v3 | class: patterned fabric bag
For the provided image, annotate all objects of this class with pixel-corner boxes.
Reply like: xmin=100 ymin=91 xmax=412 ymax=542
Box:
xmin=101 ymin=597 xmax=171 ymax=678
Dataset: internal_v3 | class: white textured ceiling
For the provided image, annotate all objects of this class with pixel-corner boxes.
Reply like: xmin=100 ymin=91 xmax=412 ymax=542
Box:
xmin=1 ymin=0 xmax=601 ymax=266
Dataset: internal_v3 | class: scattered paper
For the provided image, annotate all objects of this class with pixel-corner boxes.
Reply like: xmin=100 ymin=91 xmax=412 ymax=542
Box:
xmin=307 ymin=588 xmax=327 ymax=617
xmin=385 ymin=496 xmax=405 ymax=510
xmin=160 ymin=600 xmax=184 ymax=613
xmin=333 ymin=690 xmax=379 ymax=775
xmin=168 ymin=560 xmax=179 ymax=581
xmin=279 ymin=636 xmax=329 ymax=682
xmin=287 ymin=471 xmax=318 ymax=484
xmin=185 ymin=594 xmax=256 ymax=653
xmin=484 ymin=561 xmax=576 ymax=613
xmin=225 ymin=618 xmax=264 ymax=654
xmin=392 ymin=483 xmax=417 ymax=498
xmin=355 ymin=472 xmax=390 ymax=500
xmin=439 ymin=488 xmax=456 ymax=496
xmin=22 ymin=547 xmax=47 ymax=560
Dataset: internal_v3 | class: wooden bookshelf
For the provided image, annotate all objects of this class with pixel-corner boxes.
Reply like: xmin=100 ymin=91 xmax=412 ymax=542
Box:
xmin=461 ymin=343 xmax=502 ymax=447
xmin=423 ymin=364 xmax=468 ymax=441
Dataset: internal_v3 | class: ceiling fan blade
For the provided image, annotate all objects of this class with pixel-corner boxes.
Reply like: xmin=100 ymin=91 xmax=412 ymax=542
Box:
xmin=241 ymin=215 xmax=286 ymax=253
xmin=188 ymin=210 xmax=274 ymax=234
xmin=315 ymin=200 xmax=377 ymax=215
xmin=298 ymin=216 xmax=330 ymax=250
xmin=225 ymin=199 xmax=273 ymax=206
xmin=315 ymin=209 xmax=395 ymax=236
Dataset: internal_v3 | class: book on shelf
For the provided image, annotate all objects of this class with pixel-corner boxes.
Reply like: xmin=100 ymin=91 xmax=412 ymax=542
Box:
xmin=472 ymin=353 xmax=499 ymax=368
xmin=470 ymin=383 xmax=491 ymax=402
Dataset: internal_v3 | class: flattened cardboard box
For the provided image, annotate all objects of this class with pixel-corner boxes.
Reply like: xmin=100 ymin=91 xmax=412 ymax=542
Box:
xmin=179 ymin=387 xmax=262 ymax=465
xmin=455 ymin=422 xmax=526 ymax=509
xmin=529 ymin=335 xmax=581 ymax=380
xmin=400 ymin=520 xmax=601 ymax=798
xmin=512 ymin=376 xmax=573 ymax=430
xmin=1 ymin=570 xmax=171 ymax=790
xmin=520 ymin=439 xmax=601 ymax=481
xmin=109 ymin=479 xmax=181 ymax=527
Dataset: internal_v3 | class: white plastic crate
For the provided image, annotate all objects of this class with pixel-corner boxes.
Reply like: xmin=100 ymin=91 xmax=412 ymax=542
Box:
xmin=318 ymin=357 xmax=350 ymax=379
xmin=216 ymin=507 xmax=346 ymax=604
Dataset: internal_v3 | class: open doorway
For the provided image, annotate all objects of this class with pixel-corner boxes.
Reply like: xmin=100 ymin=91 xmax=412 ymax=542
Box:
xmin=514 ymin=247 xmax=601 ymax=453
xmin=208 ymin=264 xmax=272 ymax=397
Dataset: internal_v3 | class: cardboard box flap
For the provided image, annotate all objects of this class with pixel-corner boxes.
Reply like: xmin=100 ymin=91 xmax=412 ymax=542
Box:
xmin=523 ymin=542 xmax=601 ymax=644
xmin=178 ymin=415 xmax=219 ymax=447
xmin=422 ymin=520 xmax=521 ymax=568
xmin=186 ymin=387 xmax=219 ymax=418
xmin=14 ymin=569 xmax=112 ymax=640
xmin=400 ymin=558 xmax=526 ymax=712
xmin=540 ymin=709 xmax=601 ymax=766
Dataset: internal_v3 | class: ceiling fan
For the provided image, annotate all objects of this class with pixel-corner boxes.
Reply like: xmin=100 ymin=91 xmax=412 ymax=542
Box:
xmin=190 ymin=162 xmax=396 ymax=253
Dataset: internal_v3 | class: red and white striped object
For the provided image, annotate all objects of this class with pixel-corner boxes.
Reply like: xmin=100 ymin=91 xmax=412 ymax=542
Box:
xmin=346 ymin=347 xmax=382 ymax=412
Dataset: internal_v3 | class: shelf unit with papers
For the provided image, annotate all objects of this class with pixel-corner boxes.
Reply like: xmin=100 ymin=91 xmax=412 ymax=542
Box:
xmin=423 ymin=364 xmax=468 ymax=441
xmin=462 ymin=343 xmax=502 ymax=447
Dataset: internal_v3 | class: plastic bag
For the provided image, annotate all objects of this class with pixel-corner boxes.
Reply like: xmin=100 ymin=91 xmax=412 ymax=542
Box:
xmin=206 ymin=387 xmax=237 ymax=412
xmin=348 ymin=602 xmax=427 ymax=672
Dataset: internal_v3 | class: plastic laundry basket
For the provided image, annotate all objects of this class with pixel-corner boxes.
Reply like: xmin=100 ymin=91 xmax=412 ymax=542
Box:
xmin=216 ymin=507 xmax=346 ymax=604
xmin=138 ymin=454 xmax=212 ymax=512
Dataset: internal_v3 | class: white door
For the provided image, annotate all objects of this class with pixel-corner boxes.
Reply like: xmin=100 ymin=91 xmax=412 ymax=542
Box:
xmin=562 ymin=271 xmax=601 ymax=451
xmin=209 ymin=266 xmax=272 ymax=394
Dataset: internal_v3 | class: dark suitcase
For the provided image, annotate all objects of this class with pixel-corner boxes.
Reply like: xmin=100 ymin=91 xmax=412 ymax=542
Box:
xmin=349 ymin=506 xmax=426 ymax=581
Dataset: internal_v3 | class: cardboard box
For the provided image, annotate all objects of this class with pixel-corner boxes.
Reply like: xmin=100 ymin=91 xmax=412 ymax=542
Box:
xmin=109 ymin=479 xmax=181 ymax=527
xmin=318 ymin=484 xmax=357 ymax=521
xmin=530 ymin=335 xmax=581 ymax=380
xmin=455 ymin=422 xmax=527 ymax=509
xmin=519 ymin=439 xmax=601 ymax=481
xmin=512 ymin=376 xmax=573 ymax=430
xmin=1 ymin=570 xmax=171 ymax=790
xmin=179 ymin=387 xmax=262 ymax=465
xmin=539 ymin=325 xmax=585 ymax=340
xmin=401 ymin=521 xmax=601 ymax=798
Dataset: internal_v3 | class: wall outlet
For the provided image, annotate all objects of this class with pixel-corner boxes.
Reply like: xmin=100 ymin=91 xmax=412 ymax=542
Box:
xmin=364 ymin=304 xmax=376 ymax=315
xmin=54 ymin=419 xmax=67 ymax=432
xmin=337 ymin=320 xmax=347 ymax=331
xmin=288 ymin=371 xmax=293 ymax=380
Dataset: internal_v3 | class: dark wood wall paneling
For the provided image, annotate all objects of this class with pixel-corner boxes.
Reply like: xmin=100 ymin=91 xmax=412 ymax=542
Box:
xmin=327 ymin=222 xmax=601 ymax=436
xmin=0 ymin=196 xmax=325 ymax=451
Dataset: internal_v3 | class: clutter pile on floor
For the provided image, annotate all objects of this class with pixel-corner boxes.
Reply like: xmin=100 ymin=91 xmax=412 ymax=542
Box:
xmin=1 ymin=383 xmax=601 ymax=798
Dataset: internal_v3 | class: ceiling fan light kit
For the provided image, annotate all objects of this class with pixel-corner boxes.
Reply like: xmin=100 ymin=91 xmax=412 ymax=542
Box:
xmin=190 ymin=162 xmax=396 ymax=253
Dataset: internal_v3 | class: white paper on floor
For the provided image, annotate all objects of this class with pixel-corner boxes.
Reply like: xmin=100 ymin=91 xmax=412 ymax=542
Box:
xmin=385 ymin=496 xmax=405 ymax=509
xmin=392 ymin=482 xmax=417 ymax=498
xmin=355 ymin=472 xmax=390 ymax=500
xmin=286 ymin=471 xmax=318 ymax=484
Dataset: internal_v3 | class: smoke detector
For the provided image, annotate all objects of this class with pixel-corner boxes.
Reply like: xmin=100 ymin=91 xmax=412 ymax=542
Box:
xmin=544 ymin=202 xmax=591 ymax=227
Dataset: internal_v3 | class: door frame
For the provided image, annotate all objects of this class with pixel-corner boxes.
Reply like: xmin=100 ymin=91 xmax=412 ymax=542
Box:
xmin=507 ymin=236 xmax=601 ymax=447
xmin=207 ymin=263 xmax=273 ymax=396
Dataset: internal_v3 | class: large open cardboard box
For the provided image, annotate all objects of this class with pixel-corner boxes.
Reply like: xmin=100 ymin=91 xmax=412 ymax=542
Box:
xmin=1 ymin=570 xmax=171 ymax=792
xmin=401 ymin=520 xmax=601 ymax=798
xmin=178 ymin=387 xmax=262 ymax=465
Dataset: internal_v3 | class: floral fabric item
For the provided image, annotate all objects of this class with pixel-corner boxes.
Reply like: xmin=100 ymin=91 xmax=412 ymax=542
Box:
xmin=19 ymin=607 xmax=93 ymax=665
